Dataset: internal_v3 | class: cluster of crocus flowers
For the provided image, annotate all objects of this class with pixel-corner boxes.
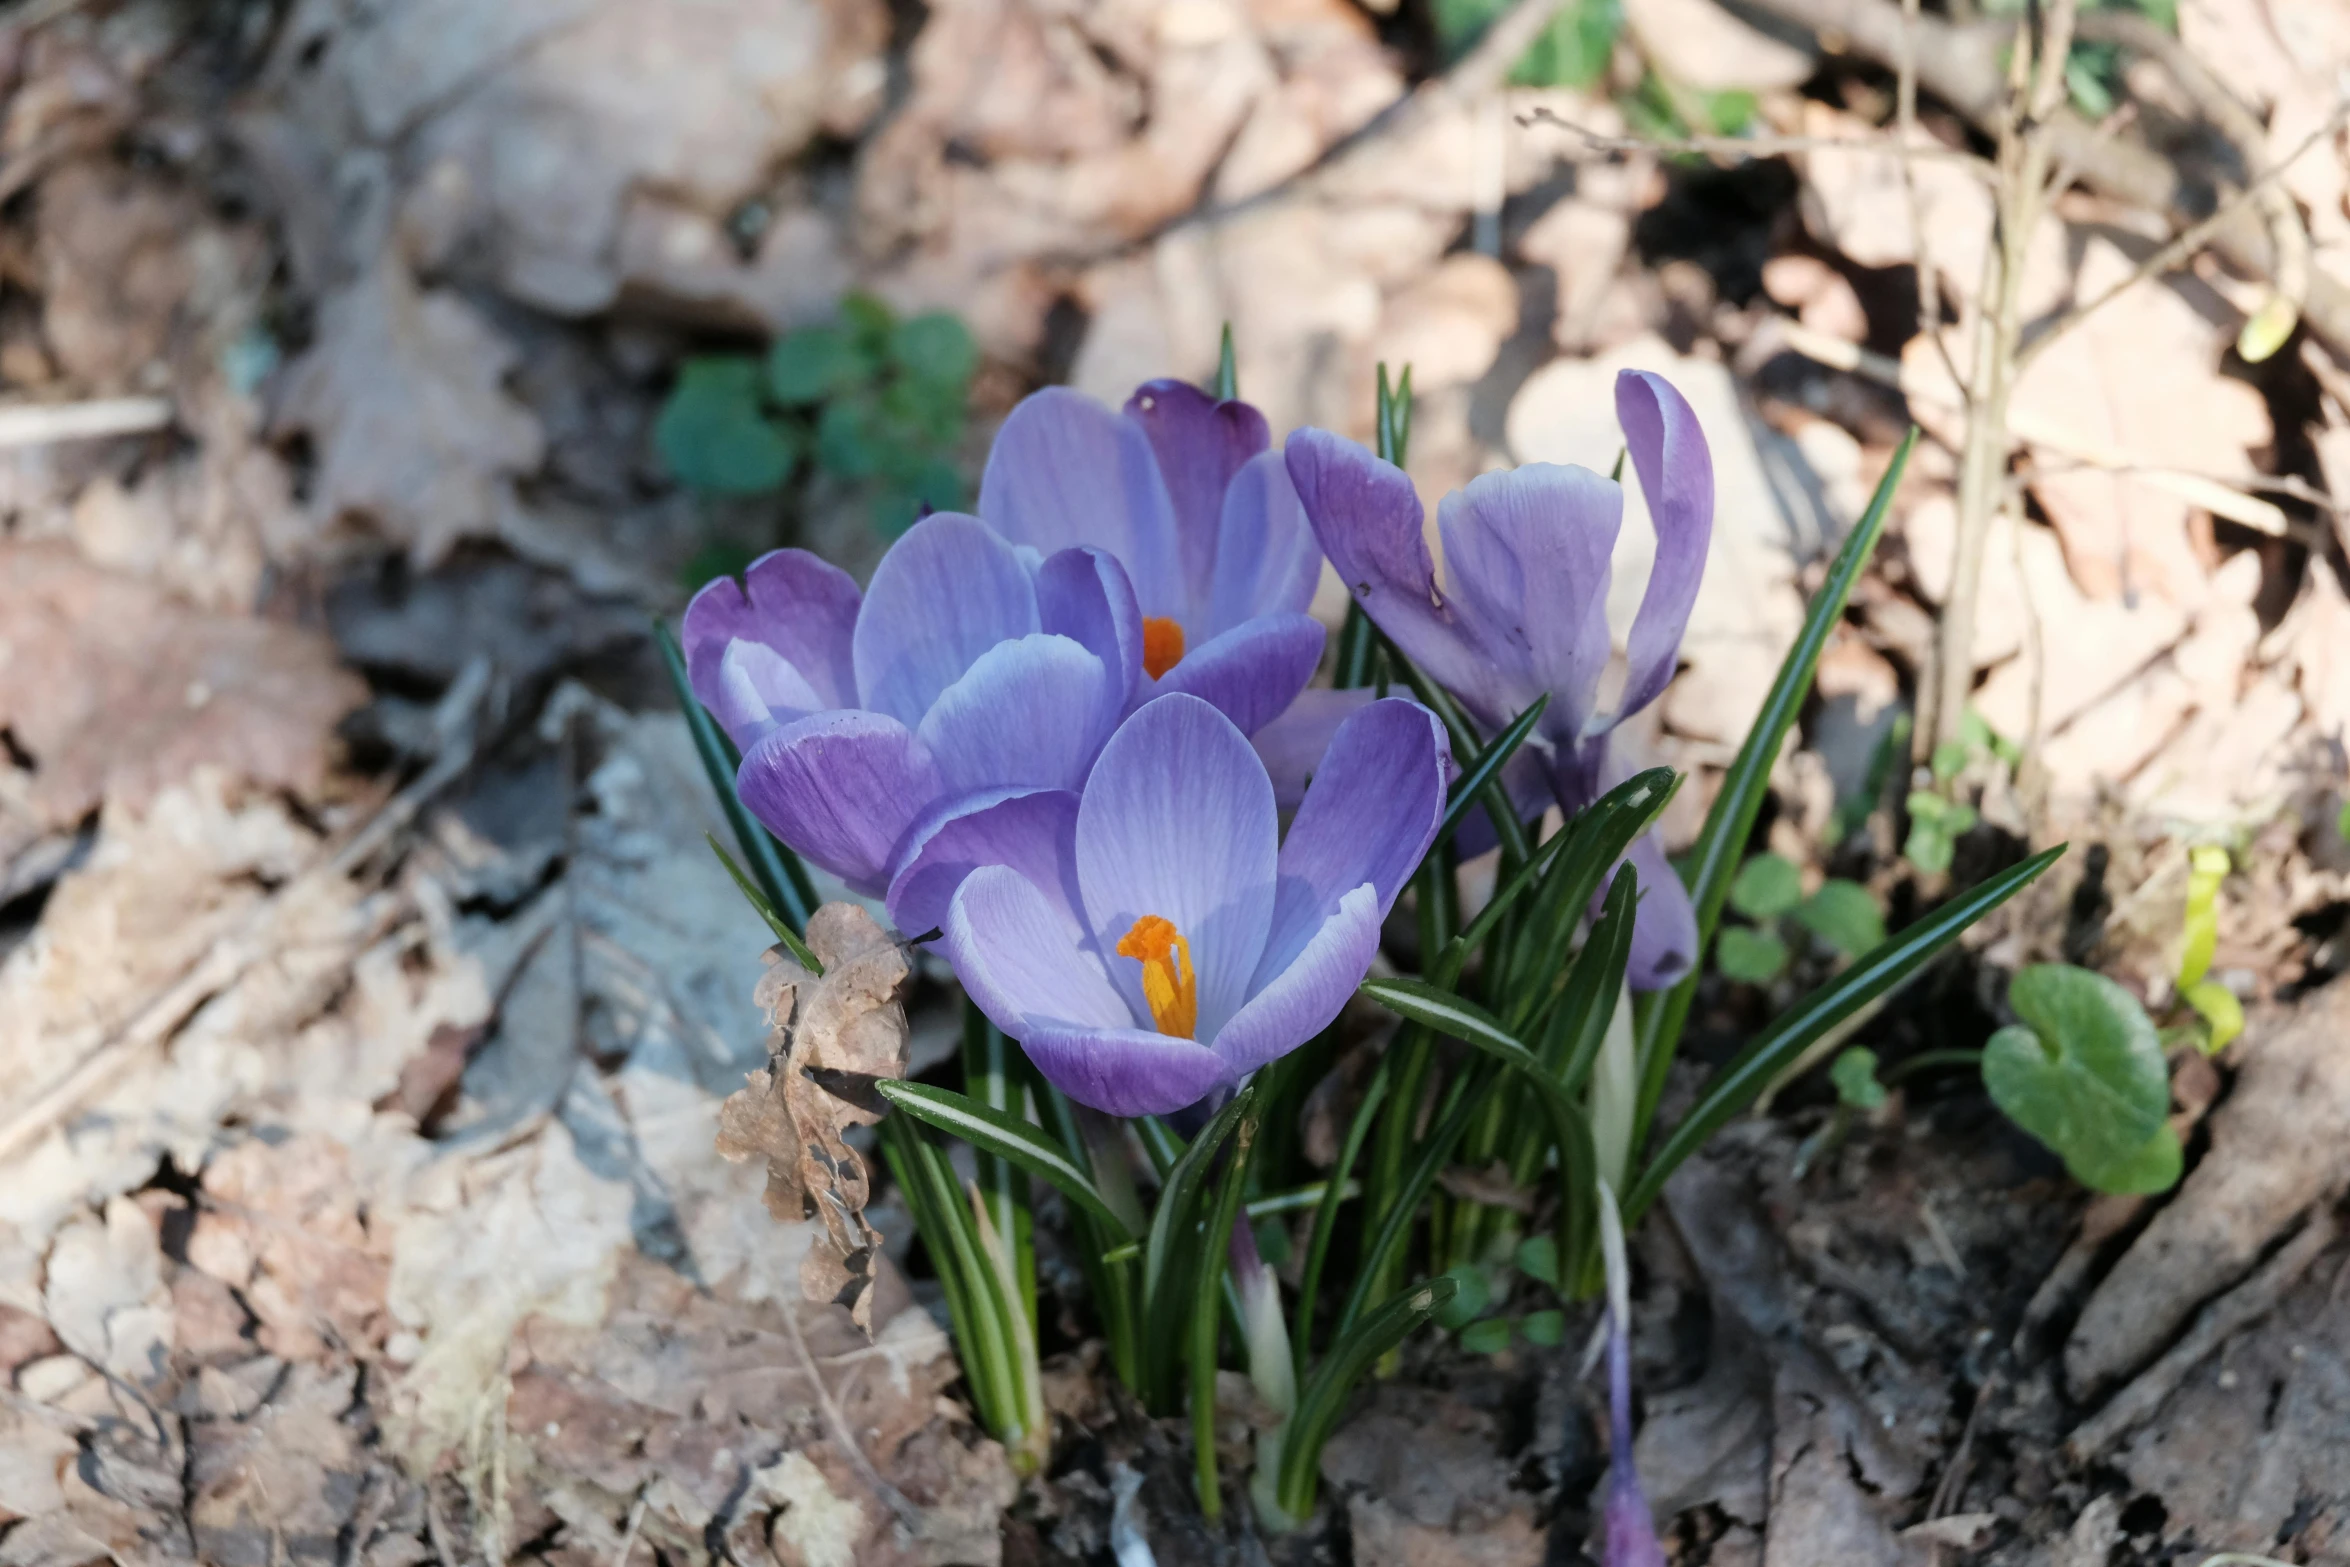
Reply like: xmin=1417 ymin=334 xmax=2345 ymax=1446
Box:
xmin=1286 ymin=370 xmax=1713 ymax=989
xmin=685 ymin=366 xmax=1713 ymax=1118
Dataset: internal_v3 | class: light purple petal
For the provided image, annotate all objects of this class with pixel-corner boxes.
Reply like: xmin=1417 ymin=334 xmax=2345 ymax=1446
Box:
xmin=1610 ymin=370 xmax=1713 ymax=727
xmin=1018 ymin=1023 xmax=1233 ymax=1118
xmin=1438 ymin=463 xmax=1619 ymax=743
xmin=1152 ymin=613 xmax=1325 ymax=736
xmin=1123 ymin=379 xmax=1268 ymax=623
xmin=711 ymin=640 xmax=826 ymax=750
xmin=1257 ymin=697 xmax=1448 ymax=984
xmin=1284 ymin=428 xmax=1513 ymax=727
xmin=1076 ymin=693 xmax=1278 ymax=1042
xmin=1249 ymin=686 xmax=1376 ymax=810
xmin=915 ymin=633 xmax=1118 ymax=795
xmin=888 ymin=787 xmax=1082 ymax=940
xmin=852 ymin=512 xmax=1039 ymax=730
xmin=1621 ymin=831 xmax=1697 ymax=992
xmin=980 ymin=387 xmax=1185 ymax=621
xmin=946 ymin=864 xmax=1131 ymax=1033
xmin=736 ymin=711 xmax=941 ymax=896
xmin=681 ymin=549 xmax=861 ymax=718
xmin=1206 ymin=448 xmax=1322 ymax=640
xmin=1215 ymin=882 xmax=1382 ymax=1077
xmin=1036 ymin=546 xmax=1145 ymax=712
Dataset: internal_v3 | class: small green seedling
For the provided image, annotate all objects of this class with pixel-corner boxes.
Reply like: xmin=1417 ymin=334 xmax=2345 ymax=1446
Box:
xmin=1830 ymin=1046 xmax=1888 ymax=1111
xmin=1906 ymin=710 xmax=2017 ymax=874
xmin=2173 ymin=845 xmax=2243 ymax=1055
xmin=654 ymin=292 xmax=977 ymax=535
xmin=1715 ymin=852 xmax=1885 ymax=984
xmin=1982 ymin=964 xmax=2180 ymax=1194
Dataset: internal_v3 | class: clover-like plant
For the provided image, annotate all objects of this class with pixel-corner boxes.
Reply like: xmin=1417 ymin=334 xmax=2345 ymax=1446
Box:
xmin=1714 ymin=851 xmax=1886 ymax=985
xmin=655 ymin=293 xmax=976 ymax=535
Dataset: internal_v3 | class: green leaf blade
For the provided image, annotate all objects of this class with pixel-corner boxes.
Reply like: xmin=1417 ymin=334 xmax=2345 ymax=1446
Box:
xmin=877 ymin=1080 xmax=1140 ymax=1240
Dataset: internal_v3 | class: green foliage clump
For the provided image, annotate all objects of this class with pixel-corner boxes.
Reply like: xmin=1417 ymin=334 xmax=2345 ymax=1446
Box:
xmin=654 ymin=293 xmax=977 ymax=536
xmin=1714 ymin=851 xmax=1884 ymax=985
xmin=1432 ymin=0 xmax=1622 ymax=88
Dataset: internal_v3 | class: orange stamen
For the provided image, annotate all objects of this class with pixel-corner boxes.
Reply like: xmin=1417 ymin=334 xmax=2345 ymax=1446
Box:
xmin=1142 ymin=617 xmax=1187 ymax=681
xmin=1115 ymin=914 xmax=1198 ymax=1039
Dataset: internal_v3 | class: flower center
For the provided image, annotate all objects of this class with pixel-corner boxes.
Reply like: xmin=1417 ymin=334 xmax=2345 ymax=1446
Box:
xmin=1115 ymin=914 xmax=1198 ymax=1038
xmin=1142 ymin=617 xmax=1186 ymax=680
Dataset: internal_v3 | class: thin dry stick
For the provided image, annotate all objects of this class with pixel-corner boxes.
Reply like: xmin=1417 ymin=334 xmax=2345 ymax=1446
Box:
xmin=2014 ymin=96 xmax=2350 ymax=375
xmin=779 ymin=1299 xmax=925 ymax=1533
xmin=1895 ymin=0 xmax=1967 ymax=403
xmin=1927 ymin=0 xmax=2077 ymax=760
xmin=1519 ymin=106 xmax=1995 ymax=173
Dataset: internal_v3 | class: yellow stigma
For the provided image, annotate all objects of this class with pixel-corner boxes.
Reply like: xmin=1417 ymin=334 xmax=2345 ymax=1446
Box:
xmin=1142 ymin=617 xmax=1187 ymax=680
xmin=1116 ymin=914 xmax=1198 ymax=1039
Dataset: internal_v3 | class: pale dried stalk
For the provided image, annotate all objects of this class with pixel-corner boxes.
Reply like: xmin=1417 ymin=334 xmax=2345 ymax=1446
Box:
xmin=1926 ymin=0 xmax=2076 ymax=760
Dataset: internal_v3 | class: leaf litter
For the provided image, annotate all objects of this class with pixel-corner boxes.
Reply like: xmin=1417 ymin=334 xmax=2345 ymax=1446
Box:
xmin=4 ymin=0 xmax=2350 ymax=1561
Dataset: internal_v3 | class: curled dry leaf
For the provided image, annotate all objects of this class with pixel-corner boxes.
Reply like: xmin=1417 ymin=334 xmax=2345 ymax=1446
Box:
xmin=716 ymin=903 xmax=912 ymax=1337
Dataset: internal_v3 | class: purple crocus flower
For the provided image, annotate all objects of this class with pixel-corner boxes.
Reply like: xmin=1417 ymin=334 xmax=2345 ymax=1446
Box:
xmin=681 ymin=512 xmax=1143 ymax=898
xmin=1283 ymin=370 xmax=1712 ymax=989
xmin=979 ymin=382 xmax=1327 ymax=738
xmin=921 ymin=691 xmax=1448 ymax=1116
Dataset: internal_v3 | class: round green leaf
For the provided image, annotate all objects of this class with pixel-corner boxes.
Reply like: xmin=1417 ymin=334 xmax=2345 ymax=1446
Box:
xmin=816 ymin=396 xmax=879 ymax=478
xmin=1796 ymin=880 xmax=1886 ymax=956
xmin=891 ymin=311 xmax=978 ymax=388
xmin=1981 ymin=964 xmax=2178 ymax=1194
xmin=767 ymin=326 xmax=869 ymax=406
xmin=1716 ymin=925 xmax=1789 ymax=984
xmin=1830 ymin=1047 xmax=1886 ymax=1111
xmin=1518 ymin=1309 xmax=1565 ymax=1348
xmin=1458 ymin=1317 xmax=1514 ymax=1355
xmin=1433 ymin=1265 xmax=1491 ymax=1331
xmin=1729 ymin=853 xmax=1804 ymax=920
xmin=1513 ymin=1234 xmax=1559 ymax=1288
xmin=654 ymin=356 xmax=798 ymax=495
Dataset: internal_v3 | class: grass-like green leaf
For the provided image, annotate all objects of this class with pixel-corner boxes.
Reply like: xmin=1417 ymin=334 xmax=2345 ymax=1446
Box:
xmin=1633 ymin=427 xmax=1919 ymax=1131
xmin=654 ymin=620 xmax=818 ymax=934
xmin=877 ymin=1080 xmax=1141 ymax=1240
xmin=1439 ymin=694 xmax=1547 ymax=840
xmin=1624 ymin=842 xmax=2063 ymax=1220
xmin=1275 ymin=1275 xmax=1457 ymax=1517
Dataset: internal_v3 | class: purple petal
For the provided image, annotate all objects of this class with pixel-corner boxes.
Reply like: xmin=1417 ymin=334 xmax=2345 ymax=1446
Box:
xmin=1621 ymin=831 xmax=1697 ymax=992
xmin=1610 ymin=370 xmax=1714 ymax=727
xmin=1206 ymin=448 xmax=1322 ymax=640
xmin=1284 ymin=428 xmax=1512 ymax=727
xmin=710 ymin=640 xmax=827 ymax=750
xmin=852 ymin=512 xmax=1039 ymax=730
xmin=887 ymin=787 xmax=1082 ymax=940
xmin=1153 ymin=613 xmax=1325 ymax=737
xmin=1249 ymin=687 xmax=1375 ymax=810
xmin=1215 ymin=882 xmax=1382 ymax=1077
xmin=1036 ymin=546 xmax=1145 ymax=712
xmin=1123 ymin=379 xmax=1268 ymax=622
xmin=1018 ymin=1022 xmax=1233 ymax=1117
xmin=980 ymin=387 xmax=1185 ymax=621
xmin=1438 ymin=463 xmax=1619 ymax=743
xmin=946 ymin=863 xmax=1132 ymax=1033
xmin=1076 ymin=693 xmax=1278 ymax=1042
xmin=682 ymin=549 xmax=861 ymax=720
xmin=915 ymin=633 xmax=1118 ymax=795
xmin=1257 ymin=697 xmax=1448 ymax=983
xmin=737 ymin=711 xmax=942 ymax=895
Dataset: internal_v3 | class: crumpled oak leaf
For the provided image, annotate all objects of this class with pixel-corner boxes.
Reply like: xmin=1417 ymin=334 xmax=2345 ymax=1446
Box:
xmin=716 ymin=903 xmax=911 ymax=1336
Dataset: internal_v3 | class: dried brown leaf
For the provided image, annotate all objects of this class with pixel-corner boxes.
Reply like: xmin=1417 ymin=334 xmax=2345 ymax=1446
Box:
xmin=717 ymin=904 xmax=911 ymax=1336
xmin=0 ymin=542 xmax=365 ymax=830
xmin=272 ymin=257 xmax=545 ymax=565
